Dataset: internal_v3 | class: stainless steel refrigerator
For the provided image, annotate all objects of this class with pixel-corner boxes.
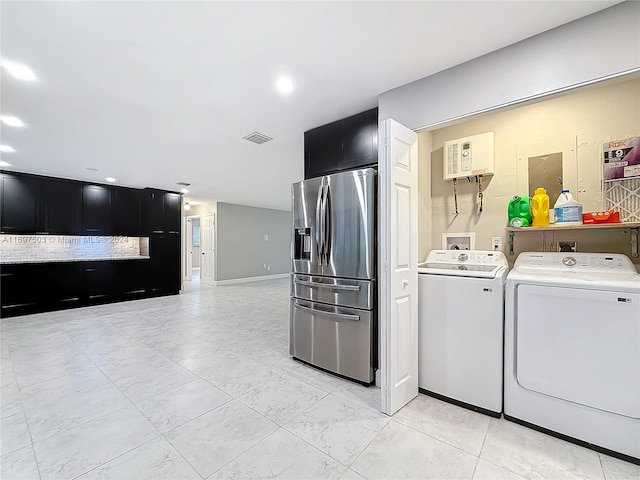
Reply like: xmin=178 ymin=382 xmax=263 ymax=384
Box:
xmin=290 ymin=167 xmax=376 ymax=384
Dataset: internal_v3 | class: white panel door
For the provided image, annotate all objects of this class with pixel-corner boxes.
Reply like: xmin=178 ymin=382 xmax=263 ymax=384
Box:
xmin=201 ymin=214 xmax=215 ymax=285
xmin=379 ymin=118 xmax=419 ymax=415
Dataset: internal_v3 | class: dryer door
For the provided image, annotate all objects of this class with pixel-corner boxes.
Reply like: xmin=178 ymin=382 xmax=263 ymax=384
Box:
xmin=516 ymin=284 xmax=639 ymax=419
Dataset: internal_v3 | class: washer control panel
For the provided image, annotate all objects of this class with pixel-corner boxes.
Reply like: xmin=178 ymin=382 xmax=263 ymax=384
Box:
xmin=425 ymin=250 xmax=508 ymax=266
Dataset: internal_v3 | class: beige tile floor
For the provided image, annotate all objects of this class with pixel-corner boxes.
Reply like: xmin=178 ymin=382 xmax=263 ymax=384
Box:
xmin=1 ymin=277 xmax=638 ymax=480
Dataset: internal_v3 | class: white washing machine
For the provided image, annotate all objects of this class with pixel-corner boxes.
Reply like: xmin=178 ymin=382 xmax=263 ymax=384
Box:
xmin=418 ymin=250 xmax=508 ymax=416
xmin=505 ymin=252 xmax=640 ymax=462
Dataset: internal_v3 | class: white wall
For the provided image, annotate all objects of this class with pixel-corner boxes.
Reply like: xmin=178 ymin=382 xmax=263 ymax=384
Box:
xmin=427 ymin=76 xmax=639 ymax=263
xmin=379 ymin=2 xmax=640 ymax=131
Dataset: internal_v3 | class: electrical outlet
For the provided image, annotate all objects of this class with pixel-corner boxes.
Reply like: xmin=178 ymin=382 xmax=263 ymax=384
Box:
xmin=267 ymin=265 xmax=271 ymax=271
xmin=263 ymin=263 xmax=267 ymax=268
xmin=558 ymin=241 xmax=577 ymax=252
xmin=491 ymin=237 xmax=503 ymax=251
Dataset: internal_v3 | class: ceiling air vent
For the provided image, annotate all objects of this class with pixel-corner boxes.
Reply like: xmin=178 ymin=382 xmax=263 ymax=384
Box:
xmin=176 ymin=182 xmax=191 ymax=186
xmin=243 ymin=132 xmax=273 ymax=145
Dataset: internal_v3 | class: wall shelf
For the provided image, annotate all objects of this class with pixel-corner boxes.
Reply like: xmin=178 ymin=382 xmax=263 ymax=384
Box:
xmin=506 ymin=222 xmax=640 ymax=257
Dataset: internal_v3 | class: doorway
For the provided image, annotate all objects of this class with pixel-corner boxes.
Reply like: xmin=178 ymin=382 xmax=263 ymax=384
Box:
xmin=184 ymin=215 xmax=201 ymax=282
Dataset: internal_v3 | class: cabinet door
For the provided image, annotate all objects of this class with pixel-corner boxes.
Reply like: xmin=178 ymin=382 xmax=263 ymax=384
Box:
xmin=45 ymin=263 xmax=82 ymax=306
xmin=117 ymin=260 xmax=148 ymax=296
xmin=0 ymin=264 xmax=43 ymax=316
xmin=83 ymin=262 xmax=116 ymax=300
xmin=304 ymin=124 xmax=342 ymax=179
xmin=83 ymin=185 xmax=112 ymax=234
xmin=1 ymin=173 xmax=40 ymax=233
xmin=42 ymin=179 xmax=81 ymax=234
xmin=164 ymin=193 xmax=181 ymax=233
xmin=148 ymin=234 xmax=180 ymax=293
xmin=113 ymin=188 xmax=141 ymax=236
xmin=342 ymin=108 xmax=378 ymax=170
xmin=147 ymin=191 xmax=166 ymax=233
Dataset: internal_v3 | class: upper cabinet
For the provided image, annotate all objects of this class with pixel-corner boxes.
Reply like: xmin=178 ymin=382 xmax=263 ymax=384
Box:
xmin=82 ymin=184 xmax=112 ymax=234
xmin=113 ymin=187 xmax=142 ymax=236
xmin=304 ymin=108 xmax=378 ymax=179
xmin=42 ymin=179 xmax=82 ymax=234
xmin=0 ymin=171 xmax=179 ymax=237
xmin=0 ymin=173 xmax=40 ymax=233
xmin=143 ymin=189 xmax=182 ymax=234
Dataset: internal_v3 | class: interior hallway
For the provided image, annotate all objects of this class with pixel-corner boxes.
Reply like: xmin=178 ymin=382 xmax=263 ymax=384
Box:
xmin=1 ymin=278 xmax=637 ymax=479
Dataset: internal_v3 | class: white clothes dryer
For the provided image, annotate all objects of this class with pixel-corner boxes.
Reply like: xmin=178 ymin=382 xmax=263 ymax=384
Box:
xmin=505 ymin=252 xmax=640 ymax=463
xmin=418 ymin=250 xmax=508 ymax=416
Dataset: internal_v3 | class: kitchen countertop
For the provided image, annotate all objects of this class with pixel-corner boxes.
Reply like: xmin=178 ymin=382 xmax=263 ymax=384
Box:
xmin=1 ymin=256 xmax=151 ymax=265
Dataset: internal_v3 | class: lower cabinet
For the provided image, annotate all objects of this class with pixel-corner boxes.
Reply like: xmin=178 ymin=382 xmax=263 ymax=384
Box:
xmin=46 ymin=263 xmax=83 ymax=308
xmin=0 ymin=264 xmax=44 ymax=316
xmin=0 ymin=256 xmax=179 ymax=318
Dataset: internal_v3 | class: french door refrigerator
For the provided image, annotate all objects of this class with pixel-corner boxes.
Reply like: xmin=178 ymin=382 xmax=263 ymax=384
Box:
xmin=290 ymin=167 xmax=376 ymax=384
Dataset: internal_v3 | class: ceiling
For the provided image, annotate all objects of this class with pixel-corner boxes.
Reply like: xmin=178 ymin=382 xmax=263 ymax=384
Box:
xmin=0 ymin=1 xmax=621 ymax=211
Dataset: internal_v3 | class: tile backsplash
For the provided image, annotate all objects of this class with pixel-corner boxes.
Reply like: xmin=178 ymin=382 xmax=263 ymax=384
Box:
xmin=0 ymin=235 xmax=149 ymax=263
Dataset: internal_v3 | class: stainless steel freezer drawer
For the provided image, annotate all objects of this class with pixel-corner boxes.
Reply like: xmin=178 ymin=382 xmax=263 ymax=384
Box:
xmin=289 ymin=298 xmax=374 ymax=384
xmin=290 ymin=274 xmax=374 ymax=310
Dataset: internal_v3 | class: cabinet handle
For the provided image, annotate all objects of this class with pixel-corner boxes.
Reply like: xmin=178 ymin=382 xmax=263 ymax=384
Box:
xmin=85 ymin=268 xmax=96 ymax=272
xmin=35 ymin=232 xmax=49 ymax=235
xmin=153 ymin=230 xmax=164 ymax=234
xmin=168 ymin=231 xmax=179 ymax=234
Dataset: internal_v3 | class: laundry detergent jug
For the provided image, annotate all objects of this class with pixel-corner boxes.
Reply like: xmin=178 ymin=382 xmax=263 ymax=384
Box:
xmin=507 ymin=195 xmax=532 ymax=227
xmin=531 ymin=187 xmax=550 ymax=227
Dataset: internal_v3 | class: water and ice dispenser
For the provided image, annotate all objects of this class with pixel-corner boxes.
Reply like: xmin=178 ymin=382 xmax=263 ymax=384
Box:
xmin=293 ymin=227 xmax=312 ymax=260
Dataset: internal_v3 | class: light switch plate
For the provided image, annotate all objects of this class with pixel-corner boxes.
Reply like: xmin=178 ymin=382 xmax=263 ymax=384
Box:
xmin=491 ymin=237 xmax=503 ymax=251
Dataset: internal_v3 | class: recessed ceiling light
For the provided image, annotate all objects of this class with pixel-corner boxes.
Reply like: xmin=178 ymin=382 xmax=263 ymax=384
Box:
xmin=183 ymin=203 xmax=191 ymax=211
xmin=1 ymin=60 xmax=36 ymax=81
xmin=0 ymin=115 xmax=25 ymax=127
xmin=276 ymin=76 xmax=294 ymax=94
xmin=105 ymin=177 xmax=116 ymax=183
xmin=180 ymin=188 xmax=189 ymax=194
xmin=0 ymin=145 xmax=15 ymax=153
xmin=0 ymin=160 xmax=11 ymax=167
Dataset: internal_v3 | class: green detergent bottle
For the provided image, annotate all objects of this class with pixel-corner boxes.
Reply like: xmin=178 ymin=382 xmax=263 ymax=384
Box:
xmin=508 ymin=195 xmax=532 ymax=227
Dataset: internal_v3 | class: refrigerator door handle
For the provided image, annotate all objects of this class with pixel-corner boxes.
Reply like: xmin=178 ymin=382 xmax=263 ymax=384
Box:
xmin=294 ymin=278 xmax=361 ymax=291
xmin=324 ymin=184 xmax=332 ymax=264
xmin=315 ymin=181 xmax=325 ymax=265
xmin=293 ymin=303 xmax=360 ymax=322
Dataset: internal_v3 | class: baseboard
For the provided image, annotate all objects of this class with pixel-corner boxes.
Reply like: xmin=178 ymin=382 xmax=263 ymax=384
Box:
xmin=214 ymin=273 xmax=288 ymax=286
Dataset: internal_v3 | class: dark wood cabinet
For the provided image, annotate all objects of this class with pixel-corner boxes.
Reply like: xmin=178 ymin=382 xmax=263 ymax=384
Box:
xmin=143 ymin=189 xmax=182 ymax=234
xmin=83 ymin=261 xmax=117 ymax=299
xmin=0 ymin=171 xmax=183 ymax=317
xmin=341 ymin=109 xmax=378 ymax=170
xmin=42 ymin=179 xmax=81 ymax=234
xmin=0 ymin=264 xmax=44 ymax=316
xmin=304 ymin=108 xmax=378 ymax=179
xmin=113 ymin=187 xmax=141 ymax=236
xmin=116 ymin=260 xmax=148 ymax=297
xmin=82 ymin=185 xmax=112 ymax=234
xmin=148 ymin=233 xmax=181 ymax=294
xmin=45 ymin=263 xmax=83 ymax=307
xmin=0 ymin=173 xmax=40 ymax=233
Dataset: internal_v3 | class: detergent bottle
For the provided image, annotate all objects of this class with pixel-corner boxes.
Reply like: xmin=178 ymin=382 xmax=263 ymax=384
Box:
xmin=507 ymin=195 xmax=532 ymax=227
xmin=531 ymin=187 xmax=550 ymax=227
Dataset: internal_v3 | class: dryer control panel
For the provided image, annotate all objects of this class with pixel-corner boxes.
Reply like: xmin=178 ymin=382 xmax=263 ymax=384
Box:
xmin=514 ymin=252 xmax=636 ymax=273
